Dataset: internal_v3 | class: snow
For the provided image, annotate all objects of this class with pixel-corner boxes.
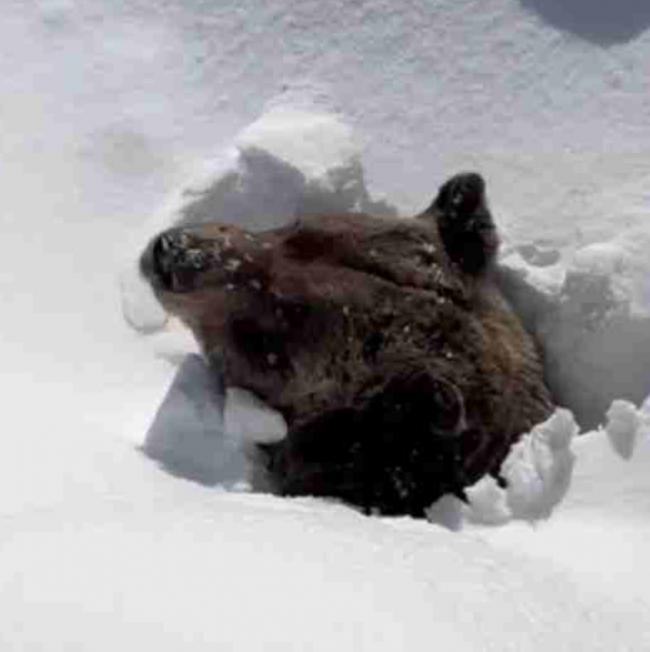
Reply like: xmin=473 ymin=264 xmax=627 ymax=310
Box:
xmin=224 ymin=386 xmax=288 ymax=446
xmin=605 ymin=399 xmax=645 ymax=461
xmin=501 ymin=409 xmax=577 ymax=520
xmin=143 ymin=353 xmax=247 ymax=487
xmin=501 ymin=225 xmax=650 ymax=429
xmin=2 ymin=0 xmax=650 ymax=649
xmin=238 ymin=107 xmax=359 ymax=183
xmin=465 ymin=409 xmax=578 ymax=524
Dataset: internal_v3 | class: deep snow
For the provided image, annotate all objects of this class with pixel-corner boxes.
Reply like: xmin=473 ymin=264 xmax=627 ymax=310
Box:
xmin=125 ymin=107 xmax=586 ymax=529
xmin=2 ymin=0 xmax=650 ymax=650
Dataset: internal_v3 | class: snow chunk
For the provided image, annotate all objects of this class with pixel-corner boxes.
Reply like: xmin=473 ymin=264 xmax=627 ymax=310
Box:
xmin=142 ymin=361 xmax=288 ymax=490
xmin=463 ymin=476 xmax=511 ymax=526
xmin=463 ymin=409 xmax=578 ymax=525
xmin=499 ymin=249 xmax=566 ymax=298
xmin=499 ymin=226 xmax=650 ymax=430
xmin=143 ymin=354 xmax=247 ymax=487
xmin=237 ymin=107 xmax=358 ymax=182
xmin=119 ymin=266 xmax=168 ymax=334
xmin=224 ymin=387 xmax=288 ymax=445
xmin=425 ymin=494 xmax=464 ymax=531
xmin=540 ymin=233 xmax=650 ymax=429
xmin=501 ymin=409 xmax=578 ymax=521
xmin=572 ymin=227 xmax=650 ymax=319
xmin=605 ymin=399 xmax=642 ymax=460
xmin=166 ymin=106 xmax=395 ymax=232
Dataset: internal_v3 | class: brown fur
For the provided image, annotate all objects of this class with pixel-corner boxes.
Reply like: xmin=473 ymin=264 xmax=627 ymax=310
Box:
xmin=141 ymin=172 xmax=553 ymax=515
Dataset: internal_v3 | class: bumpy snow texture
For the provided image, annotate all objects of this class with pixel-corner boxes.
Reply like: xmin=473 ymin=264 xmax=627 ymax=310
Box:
xmin=3 ymin=0 xmax=650 ymax=649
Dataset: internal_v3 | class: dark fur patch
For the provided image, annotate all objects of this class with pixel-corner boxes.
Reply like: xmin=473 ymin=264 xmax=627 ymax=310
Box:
xmin=141 ymin=172 xmax=553 ymax=516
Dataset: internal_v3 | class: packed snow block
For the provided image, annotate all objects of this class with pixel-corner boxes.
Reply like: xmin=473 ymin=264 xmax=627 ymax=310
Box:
xmin=501 ymin=408 xmax=577 ymax=521
xmin=173 ymin=108 xmax=396 ymax=233
xmin=540 ymin=277 xmax=650 ymax=430
xmin=143 ymin=353 xmax=246 ymax=487
xmin=425 ymin=494 xmax=465 ymax=531
xmin=499 ymin=228 xmax=650 ymax=430
xmin=556 ymin=397 xmax=650 ymax=520
xmin=463 ymin=476 xmax=512 ymax=526
xmin=463 ymin=408 xmax=578 ymax=524
xmin=224 ymin=387 xmax=287 ymax=446
xmin=605 ymin=399 xmax=642 ymax=460
xmin=119 ymin=266 xmax=169 ymax=334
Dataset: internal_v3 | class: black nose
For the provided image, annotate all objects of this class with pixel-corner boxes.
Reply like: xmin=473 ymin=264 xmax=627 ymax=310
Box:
xmin=140 ymin=228 xmax=208 ymax=292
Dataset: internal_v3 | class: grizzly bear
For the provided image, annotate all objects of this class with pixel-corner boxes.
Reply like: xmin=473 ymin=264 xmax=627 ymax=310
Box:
xmin=140 ymin=172 xmax=553 ymax=516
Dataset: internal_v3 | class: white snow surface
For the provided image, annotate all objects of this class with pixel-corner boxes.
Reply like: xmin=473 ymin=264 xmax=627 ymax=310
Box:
xmin=501 ymin=224 xmax=650 ymax=428
xmin=465 ymin=409 xmax=578 ymax=524
xmin=224 ymin=386 xmax=288 ymax=446
xmin=2 ymin=0 xmax=650 ymax=650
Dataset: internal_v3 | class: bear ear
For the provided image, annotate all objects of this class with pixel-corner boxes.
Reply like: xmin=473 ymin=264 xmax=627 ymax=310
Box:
xmin=429 ymin=172 xmax=486 ymax=219
xmin=425 ymin=172 xmax=498 ymax=275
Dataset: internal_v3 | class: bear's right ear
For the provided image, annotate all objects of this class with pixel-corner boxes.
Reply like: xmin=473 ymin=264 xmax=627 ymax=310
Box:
xmin=427 ymin=172 xmax=486 ymax=219
xmin=423 ymin=172 xmax=498 ymax=276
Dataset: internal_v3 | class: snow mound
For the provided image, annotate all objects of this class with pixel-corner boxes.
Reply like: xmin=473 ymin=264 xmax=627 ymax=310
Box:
xmin=466 ymin=394 xmax=650 ymax=532
xmin=424 ymin=494 xmax=465 ymax=531
xmin=144 ymin=356 xmax=290 ymax=492
xmin=119 ymin=268 xmax=169 ymax=334
xmin=463 ymin=408 xmax=578 ymax=524
xmin=173 ymin=106 xmax=397 ymax=229
xmin=567 ymin=395 xmax=650 ymax=518
xmin=604 ymin=398 xmax=649 ymax=460
xmin=572 ymin=226 xmax=650 ymax=318
xmin=462 ymin=476 xmax=512 ymax=526
xmin=501 ymin=408 xmax=578 ymax=520
xmin=237 ymin=107 xmax=358 ymax=183
xmin=143 ymin=354 xmax=246 ymax=487
xmin=500 ymin=223 xmax=650 ymax=429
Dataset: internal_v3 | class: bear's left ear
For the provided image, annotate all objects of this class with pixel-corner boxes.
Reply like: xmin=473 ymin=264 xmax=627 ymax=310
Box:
xmin=424 ymin=172 xmax=499 ymax=275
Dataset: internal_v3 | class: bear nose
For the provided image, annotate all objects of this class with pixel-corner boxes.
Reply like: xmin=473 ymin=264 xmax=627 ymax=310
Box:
xmin=141 ymin=228 xmax=209 ymax=292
